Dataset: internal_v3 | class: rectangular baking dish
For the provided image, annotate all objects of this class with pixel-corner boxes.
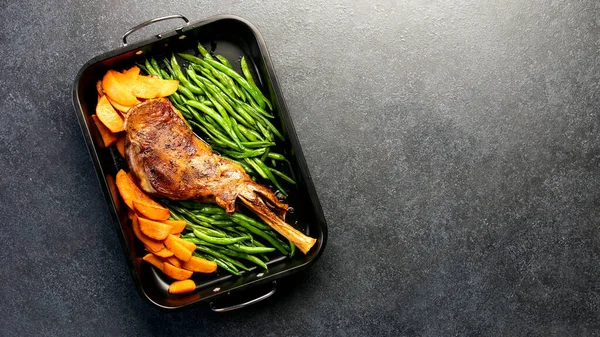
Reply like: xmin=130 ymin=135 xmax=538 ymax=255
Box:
xmin=72 ymin=14 xmax=327 ymax=310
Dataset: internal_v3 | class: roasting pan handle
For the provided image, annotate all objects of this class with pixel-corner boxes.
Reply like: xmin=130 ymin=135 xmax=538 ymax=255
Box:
xmin=210 ymin=281 xmax=277 ymax=313
xmin=122 ymin=14 xmax=190 ymax=46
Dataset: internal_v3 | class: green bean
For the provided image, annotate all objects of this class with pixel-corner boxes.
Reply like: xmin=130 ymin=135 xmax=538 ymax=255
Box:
xmin=177 ymin=53 xmax=203 ymax=65
xmin=267 ymin=152 xmax=286 ymax=161
xmin=237 ymin=124 xmax=264 ymax=142
xmin=244 ymin=158 xmax=268 ymax=179
xmin=137 ymin=62 xmax=151 ymax=76
xmin=234 ymin=220 xmax=289 ymax=255
xmin=215 ymin=54 xmax=233 ymax=69
xmin=240 ymin=141 xmax=276 ymax=148
xmin=230 ymin=213 xmax=270 ymax=230
xmin=196 ymin=253 xmax=241 ymax=275
xmin=256 ymin=122 xmax=273 ymax=142
xmin=185 ymin=100 xmax=232 ymax=136
xmin=193 ymin=229 xmax=250 ymax=245
xmin=199 ymin=67 xmax=236 ymax=98
xmin=178 ymin=85 xmax=196 ymax=101
xmin=150 ymin=58 xmax=162 ymax=76
xmin=189 ymin=225 xmax=227 ymax=238
xmin=193 ymin=118 xmax=241 ymax=151
xmin=231 ymin=119 xmax=249 ymax=142
xmin=289 ymin=241 xmax=296 ymax=257
xmin=254 ymin=158 xmax=287 ymax=195
xmin=269 ymin=167 xmax=296 ymax=184
xmin=228 ymin=244 xmax=276 ymax=254
xmin=212 ymin=247 xmax=268 ymax=270
xmin=205 ymin=59 xmax=270 ymax=110
xmin=197 ymin=43 xmax=214 ymax=60
xmin=261 ymin=147 xmax=270 ymax=162
xmin=160 ymin=69 xmax=172 ymax=80
xmin=195 ymin=246 xmax=250 ymax=271
xmin=240 ymin=56 xmax=257 ymax=87
xmin=217 ymin=147 xmax=267 ymax=159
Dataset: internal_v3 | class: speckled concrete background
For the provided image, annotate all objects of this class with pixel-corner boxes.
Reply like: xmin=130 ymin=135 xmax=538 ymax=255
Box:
xmin=1 ymin=0 xmax=600 ymax=336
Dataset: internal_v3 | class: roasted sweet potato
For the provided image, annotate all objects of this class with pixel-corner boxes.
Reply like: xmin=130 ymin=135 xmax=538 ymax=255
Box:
xmin=164 ymin=234 xmax=193 ymax=261
xmin=91 ymin=114 xmax=118 ymax=147
xmin=131 ymin=214 xmax=164 ymax=252
xmin=138 ymin=216 xmax=172 ymax=240
xmin=96 ymin=95 xmax=125 ymax=133
xmin=142 ymin=253 xmax=164 ymax=272
xmin=152 ymin=247 xmax=174 ymax=258
xmin=132 ymin=199 xmax=170 ymax=221
xmin=159 ymin=219 xmax=187 ymax=234
xmin=124 ymin=66 xmax=140 ymax=79
xmin=131 ymin=75 xmax=161 ymax=99
xmin=131 ymin=75 xmax=179 ymax=99
xmin=168 ymin=280 xmax=196 ymax=294
xmin=107 ymin=96 xmax=132 ymax=115
xmin=102 ymin=70 xmax=140 ymax=106
xmin=163 ymin=262 xmax=193 ymax=281
xmin=172 ymin=235 xmax=196 ymax=252
xmin=182 ymin=256 xmax=217 ymax=273
xmin=166 ymin=256 xmax=182 ymax=268
xmin=115 ymin=169 xmax=164 ymax=210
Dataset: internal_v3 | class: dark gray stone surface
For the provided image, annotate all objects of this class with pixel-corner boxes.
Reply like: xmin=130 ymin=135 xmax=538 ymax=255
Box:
xmin=1 ymin=0 xmax=600 ymax=335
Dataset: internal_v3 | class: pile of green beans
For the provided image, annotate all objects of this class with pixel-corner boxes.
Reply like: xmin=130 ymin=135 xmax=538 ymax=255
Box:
xmin=164 ymin=200 xmax=295 ymax=276
xmin=138 ymin=44 xmax=295 ymax=196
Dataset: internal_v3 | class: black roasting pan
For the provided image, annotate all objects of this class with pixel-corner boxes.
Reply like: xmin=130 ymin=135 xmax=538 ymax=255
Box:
xmin=72 ymin=14 xmax=327 ymax=311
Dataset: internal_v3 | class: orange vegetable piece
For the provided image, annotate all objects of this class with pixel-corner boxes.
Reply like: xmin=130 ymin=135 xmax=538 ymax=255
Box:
xmin=114 ymin=170 xmax=163 ymax=210
xmin=132 ymin=199 xmax=170 ymax=221
xmin=162 ymin=262 xmax=193 ymax=281
xmin=102 ymin=70 xmax=140 ymax=106
xmin=142 ymin=253 xmax=164 ymax=272
xmin=164 ymin=235 xmax=193 ymax=261
xmin=160 ymin=220 xmax=187 ymax=234
xmin=96 ymin=95 xmax=125 ymax=133
xmin=182 ymin=256 xmax=217 ymax=273
xmin=166 ymin=256 xmax=182 ymax=268
xmin=124 ymin=66 xmax=140 ymax=79
xmin=168 ymin=280 xmax=196 ymax=294
xmin=115 ymin=135 xmax=125 ymax=157
xmin=131 ymin=214 xmax=164 ymax=252
xmin=152 ymin=247 xmax=174 ymax=258
xmin=131 ymin=75 xmax=161 ymax=99
xmin=107 ymin=96 xmax=132 ymax=114
xmin=91 ymin=114 xmax=118 ymax=147
xmin=171 ymin=235 xmax=196 ymax=252
xmin=138 ymin=217 xmax=173 ymax=240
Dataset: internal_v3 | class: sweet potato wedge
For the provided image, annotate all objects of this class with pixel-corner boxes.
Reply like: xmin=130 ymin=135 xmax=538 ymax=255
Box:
xmin=115 ymin=135 xmax=125 ymax=158
xmin=102 ymin=70 xmax=140 ymax=106
xmin=138 ymin=217 xmax=172 ymax=240
xmin=166 ymin=256 xmax=183 ymax=268
xmin=164 ymin=234 xmax=193 ymax=261
xmin=115 ymin=170 xmax=163 ymax=210
xmin=131 ymin=214 xmax=164 ymax=252
xmin=131 ymin=75 xmax=161 ymax=99
xmin=142 ymin=253 xmax=164 ymax=272
xmin=132 ymin=199 xmax=170 ymax=221
xmin=160 ymin=219 xmax=187 ymax=234
xmin=152 ymin=247 xmax=174 ymax=258
xmin=124 ymin=66 xmax=140 ymax=79
xmin=168 ymin=280 xmax=196 ymax=294
xmin=96 ymin=95 xmax=125 ymax=133
xmin=163 ymin=262 xmax=193 ymax=281
xmin=182 ymin=256 xmax=217 ymax=273
xmin=172 ymin=235 xmax=196 ymax=252
xmin=107 ymin=96 xmax=132 ymax=115
xmin=91 ymin=115 xmax=118 ymax=147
